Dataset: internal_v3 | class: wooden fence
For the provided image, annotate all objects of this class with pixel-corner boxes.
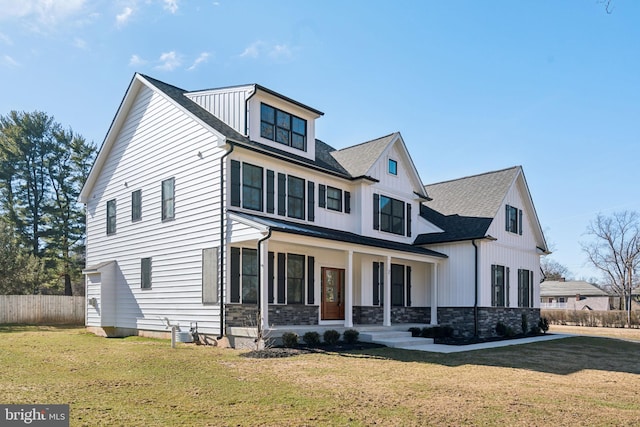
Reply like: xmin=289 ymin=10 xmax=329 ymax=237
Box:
xmin=0 ymin=295 xmax=85 ymax=325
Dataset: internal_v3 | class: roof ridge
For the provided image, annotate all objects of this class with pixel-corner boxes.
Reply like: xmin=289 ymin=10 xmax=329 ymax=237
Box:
xmin=425 ymin=165 xmax=521 ymax=187
xmin=334 ymin=131 xmax=399 ymax=152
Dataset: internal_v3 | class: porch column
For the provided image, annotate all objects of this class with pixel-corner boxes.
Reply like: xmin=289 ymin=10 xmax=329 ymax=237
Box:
xmin=259 ymin=238 xmax=269 ymax=332
xmin=383 ymin=255 xmax=391 ymax=326
xmin=430 ymin=262 xmax=438 ymax=325
xmin=345 ymin=250 xmax=353 ymax=327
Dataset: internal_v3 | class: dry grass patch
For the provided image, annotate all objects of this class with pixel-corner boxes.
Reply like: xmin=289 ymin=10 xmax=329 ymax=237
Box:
xmin=0 ymin=326 xmax=639 ymax=426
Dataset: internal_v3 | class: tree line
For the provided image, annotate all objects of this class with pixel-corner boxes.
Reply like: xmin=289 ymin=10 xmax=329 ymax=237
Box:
xmin=0 ymin=111 xmax=96 ymax=296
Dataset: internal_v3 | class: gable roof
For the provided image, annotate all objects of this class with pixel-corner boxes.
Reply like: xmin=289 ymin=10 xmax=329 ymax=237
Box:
xmin=414 ymin=166 xmax=549 ymax=247
xmin=331 ymin=133 xmax=397 ymax=178
xmin=540 ymin=281 xmax=609 ymax=297
xmin=330 ymin=132 xmax=429 ymax=198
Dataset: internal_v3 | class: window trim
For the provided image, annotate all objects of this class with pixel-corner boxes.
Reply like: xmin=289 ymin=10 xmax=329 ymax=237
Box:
xmin=286 ymin=253 xmax=305 ymax=305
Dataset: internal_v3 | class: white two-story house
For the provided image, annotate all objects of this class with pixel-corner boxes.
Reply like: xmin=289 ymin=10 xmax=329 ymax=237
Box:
xmin=80 ymin=73 xmax=548 ymax=345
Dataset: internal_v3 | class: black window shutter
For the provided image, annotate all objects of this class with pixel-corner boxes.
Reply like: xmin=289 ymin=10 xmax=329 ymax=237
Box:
xmin=406 ymin=266 xmax=412 ymax=307
xmin=307 ymin=256 xmax=315 ymax=304
xmin=268 ymin=251 xmax=274 ymax=303
xmin=373 ymin=193 xmax=380 ymax=230
xmin=319 ymin=184 xmax=326 ymax=208
xmin=277 ymin=173 xmax=286 ymax=216
xmin=372 ymin=262 xmax=380 ymax=306
xmin=230 ymin=160 xmax=241 ymax=207
xmin=307 ymin=181 xmax=315 ymax=222
xmin=345 ymin=191 xmax=351 ymax=214
xmin=505 ymin=205 xmax=510 ymax=231
xmin=407 ymin=203 xmax=412 ymax=237
xmin=380 ymin=262 xmax=384 ymax=305
xmin=230 ymin=247 xmax=240 ymax=303
xmin=506 ymin=267 xmax=510 ymax=307
xmin=277 ymin=253 xmax=286 ymax=303
xmin=266 ymin=170 xmax=275 ymax=214
xmin=519 ymin=209 xmax=523 ymax=235
xmin=529 ymin=270 xmax=534 ymax=308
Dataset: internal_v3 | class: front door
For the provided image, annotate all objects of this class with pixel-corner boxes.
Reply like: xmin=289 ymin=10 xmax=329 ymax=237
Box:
xmin=321 ymin=267 xmax=345 ymax=320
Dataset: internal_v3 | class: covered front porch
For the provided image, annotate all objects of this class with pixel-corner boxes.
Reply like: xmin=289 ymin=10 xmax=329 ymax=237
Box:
xmin=226 ymin=212 xmax=447 ymax=346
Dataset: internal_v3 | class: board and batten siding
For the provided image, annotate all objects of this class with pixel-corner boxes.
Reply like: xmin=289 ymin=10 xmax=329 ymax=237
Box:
xmin=185 ymin=86 xmax=254 ymax=136
xmin=85 ymin=85 xmax=226 ymax=334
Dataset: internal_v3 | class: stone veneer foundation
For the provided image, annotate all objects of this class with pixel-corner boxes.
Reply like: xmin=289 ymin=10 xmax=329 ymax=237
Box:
xmin=438 ymin=307 xmax=541 ymax=338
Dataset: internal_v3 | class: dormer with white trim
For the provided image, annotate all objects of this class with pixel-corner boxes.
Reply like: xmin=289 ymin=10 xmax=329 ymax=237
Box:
xmin=185 ymin=84 xmax=323 ymax=161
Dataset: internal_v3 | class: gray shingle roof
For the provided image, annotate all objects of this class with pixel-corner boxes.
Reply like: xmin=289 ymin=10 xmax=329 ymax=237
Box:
xmin=414 ymin=167 xmax=520 ymax=245
xmin=540 ymin=281 xmax=609 ymax=297
xmin=330 ymin=133 xmax=398 ymax=177
xmin=231 ymin=210 xmax=447 ymax=258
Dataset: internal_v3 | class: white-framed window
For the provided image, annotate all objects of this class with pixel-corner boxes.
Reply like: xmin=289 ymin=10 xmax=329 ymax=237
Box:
xmin=106 ymin=199 xmax=116 ymax=235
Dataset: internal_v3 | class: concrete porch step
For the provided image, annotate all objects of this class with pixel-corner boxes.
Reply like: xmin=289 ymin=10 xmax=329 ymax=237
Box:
xmin=360 ymin=330 xmax=434 ymax=348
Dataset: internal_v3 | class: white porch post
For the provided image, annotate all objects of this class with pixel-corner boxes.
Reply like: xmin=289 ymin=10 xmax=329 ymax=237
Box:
xmin=345 ymin=250 xmax=353 ymax=327
xmin=383 ymin=255 xmax=392 ymax=326
xmin=259 ymin=239 xmax=269 ymax=332
xmin=430 ymin=262 xmax=438 ymax=325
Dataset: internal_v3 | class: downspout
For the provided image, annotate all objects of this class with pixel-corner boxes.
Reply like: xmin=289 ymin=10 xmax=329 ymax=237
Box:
xmin=218 ymin=141 xmax=234 ymax=339
xmin=256 ymin=228 xmax=272 ymax=340
xmin=472 ymin=239 xmax=479 ymax=338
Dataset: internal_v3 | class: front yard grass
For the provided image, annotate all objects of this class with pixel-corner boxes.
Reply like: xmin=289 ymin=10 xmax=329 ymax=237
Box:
xmin=1 ymin=325 xmax=639 ymax=426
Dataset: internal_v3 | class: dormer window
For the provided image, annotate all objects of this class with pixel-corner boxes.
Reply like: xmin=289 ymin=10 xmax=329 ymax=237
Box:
xmin=260 ymin=103 xmax=307 ymax=151
xmin=388 ymin=159 xmax=397 ymax=175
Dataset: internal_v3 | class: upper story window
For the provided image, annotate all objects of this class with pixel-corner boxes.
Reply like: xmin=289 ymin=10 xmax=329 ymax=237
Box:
xmin=106 ymin=199 xmax=116 ymax=235
xmin=162 ymin=178 xmax=175 ymax=221
xmin=242 ymin=163 xmax=263 ymax=211
xmin=131 ymin=190 xmax=142 ymax=222
xmin=373 ymin=193 xmax=411 ymax=236
xmin=326 ymin=186 xmax=342 ymax=211
xmin=388 ymin=159 xmax=398 ymax=175
xmin=287 ymin=175 xmax=305 ymax=220
xmin=380 ymin=195 xmax=405 ymax=235
xmin=260 ymin=103 xmax=307 ymax=151
xmin=506 ymin=204 xmax=523 ymax=235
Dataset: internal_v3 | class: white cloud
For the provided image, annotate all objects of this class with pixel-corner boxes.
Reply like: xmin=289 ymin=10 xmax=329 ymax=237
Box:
xmin=129 ymin=54 xmax=147 ymax=67
xmin=163 ymin=0 xmax=179 ymax=14
xmin=240 ymin=40 xmax=294 ymax=61
xmin=187 ymin=52 xmax=210 ymax=70
xmin=156 ymin=51 xmax=181 ymax=71
xmin=0 ymin=0 xmax=86 ymax=29
xmin=0 ymin=32 xmax=12 ymax=45
xmin=2 ymin=54 xmax=20 ymax=67
xmin=240 ymin=40 xmax=264 ymax=59
xmin=116 ymin=6 xmax=133 ymax=27
xmin=269 ymin=44 xmax=293 ymax=60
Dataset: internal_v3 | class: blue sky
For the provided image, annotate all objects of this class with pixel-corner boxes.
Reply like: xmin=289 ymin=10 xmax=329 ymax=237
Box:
xmin=1 ymin=0 xmax=638 ymax=281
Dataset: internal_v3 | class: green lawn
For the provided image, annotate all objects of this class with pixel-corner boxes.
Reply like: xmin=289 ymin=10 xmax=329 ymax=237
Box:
xmin=1 ymin=326 xmax=639 ymax=426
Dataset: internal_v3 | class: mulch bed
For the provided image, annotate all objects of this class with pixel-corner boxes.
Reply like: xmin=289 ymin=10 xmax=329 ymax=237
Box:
xmin=434 ymin=333 xmax=550 ymax=346
xmin=241 ymin=342 xmax=386 ymax=358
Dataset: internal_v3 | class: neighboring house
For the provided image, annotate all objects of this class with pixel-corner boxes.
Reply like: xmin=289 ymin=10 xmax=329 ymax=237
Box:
xmin=540 ymin=280 xmax=610 ymax=310
xmin=80 ymin=73 xmax=549 ymax=345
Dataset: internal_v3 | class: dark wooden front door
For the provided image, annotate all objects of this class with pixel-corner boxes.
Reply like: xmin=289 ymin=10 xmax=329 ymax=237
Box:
xmin=321 ymin=267 xmax=345 ymax=320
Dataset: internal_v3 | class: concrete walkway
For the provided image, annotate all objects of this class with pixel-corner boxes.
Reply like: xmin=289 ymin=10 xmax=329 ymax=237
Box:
xmin=395 ymin=333 xmax=571 ymax=353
